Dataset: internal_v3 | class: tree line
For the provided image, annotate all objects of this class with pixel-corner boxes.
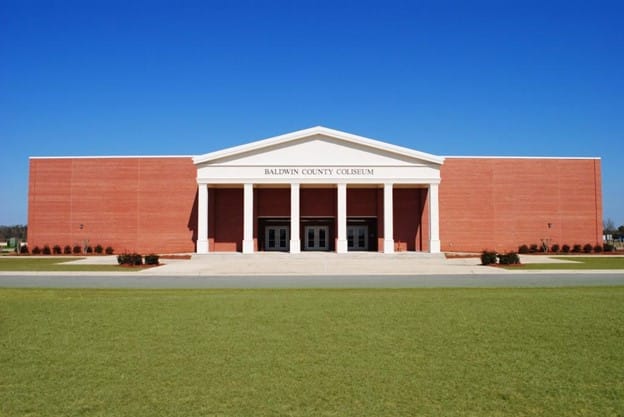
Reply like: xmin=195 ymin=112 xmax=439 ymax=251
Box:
xmin=0 ymin=225 xmax=27 ymax=241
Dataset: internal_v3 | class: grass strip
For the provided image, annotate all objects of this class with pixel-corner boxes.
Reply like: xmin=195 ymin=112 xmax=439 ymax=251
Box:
xmin=507 ymin=256 xmax=624 ymax=270
xmin=1 ymin=287 xmax=623 ymax=417
xmin=0 ymin=257 xmax=140 ymax=272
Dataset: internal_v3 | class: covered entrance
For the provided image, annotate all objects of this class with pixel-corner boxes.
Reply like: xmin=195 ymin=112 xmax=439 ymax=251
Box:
xmin=193 ymin=126 xmax=443 ymax=254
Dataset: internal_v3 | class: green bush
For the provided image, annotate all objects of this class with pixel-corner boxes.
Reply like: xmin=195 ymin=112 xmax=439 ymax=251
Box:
xmin=73 ymin=245 xmax=82 ymax=255
xmin=52 ymin=245 xmax=62 ymax=254
xmin=480 ymin=251 xmax=497 ymax=265
xmin=42 ymin=245 xmax=51 ymax=255
xmin=85 ymin=245 xmax=93 ymax=254
xmin=518 ymin=244 xmax=530 ymax=254
xmin=95 ymin=244 xmax=103 ymax=254
xmin=117 ymin=253 xmax=143 ymax=266
xmin=32 ymin=246 xmax=41 ymax=255
xmin=572 ymin=244 xmax=582 ymax=253
xmin=583 ymin=243 xmax=593 ymax=254
xmin=20 ymin=245 xmax=29 ymax=254
xmin=593 ymin=244 xmax=603 ymax=253
xmin=144 ymin=254 xmax=160 ymax=265
xmin=603 ymin=243 xmax=615 ymax=252
xmin=551 ymin=244 xmax=560 ymax=253
xmin=562 ymin=244 xmax=571 ymax=253
xmin=529 ymin=244 xmax=539 ymax=253
xmin=63 ymin=245 xmax=72 ymax=255
xmin=498 ymin=252 xmax=520 ymax=265
xmin=105 ymin=246 xmax=114 ymax=255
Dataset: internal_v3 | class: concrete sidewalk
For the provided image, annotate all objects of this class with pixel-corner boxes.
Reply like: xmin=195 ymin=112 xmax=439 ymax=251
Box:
xmin=13 ymin=253 xmax=623 ymax=276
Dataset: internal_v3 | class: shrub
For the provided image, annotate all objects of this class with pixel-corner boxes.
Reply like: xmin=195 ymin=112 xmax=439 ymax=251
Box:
xmin=572 ymin=244 xmax=582 ymax=253
xmin=72 ymin=245 xmax=82 ymax=254
xmin=144 ymin=254 xmax=160 ymax=265
xmin=498 ymin=252 xmax=520 ymax=265
xmin=583 ymin=243 xmax=593 ymax=254
xmin=42 ymin=245 xmax=51 ymax=255
xmin=603 ymin=243 xmax=615 ymax=252
xmin=480 ymin=251 xmax=497 ymax=265
xmin=117 ymin=253 xmax=143 ymax=266
xmin=593 ymin=244 xmax=603 ymax=253
xmin=32 ymin=246 xmax=41 ymax=255
xmin=85 ymin=245 xmax=93 ymax=254
xmin=518 ymin=244 xmax=530 ymax=254
xmin=20 ymin=245 xmax=29 ymax=254
xmin=63 ymin=245 xmax=72 ymax=255
xmin=529 ymin=244 xmax=539 ymax=253
xmin=94 ymin=244 xmax=103 ymax=254
xmin=53 ymin=245 xmax=62 ymax=255
xmin=551 ymin=244 xmax=560 ymax=253
xmin=562 ymin=244 xmax=571 ymax=253
xmin=105 ymin=246 xmax=114 ymax=255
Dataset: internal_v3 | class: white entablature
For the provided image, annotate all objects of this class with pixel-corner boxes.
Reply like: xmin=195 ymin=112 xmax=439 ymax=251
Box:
xmin=193 ymin=126 xmax=444 ymax=185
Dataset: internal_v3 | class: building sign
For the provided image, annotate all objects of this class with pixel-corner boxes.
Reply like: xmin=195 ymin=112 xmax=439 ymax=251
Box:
xmin=263 ymin=167 xmax=375 ymax=176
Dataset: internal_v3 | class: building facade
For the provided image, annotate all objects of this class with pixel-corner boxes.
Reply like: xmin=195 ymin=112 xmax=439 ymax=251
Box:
xmin=28 ymin=127 xmax=603 ymax=254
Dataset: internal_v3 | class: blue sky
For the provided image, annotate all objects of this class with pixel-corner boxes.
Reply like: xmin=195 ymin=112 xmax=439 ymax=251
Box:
xmin=1 ymin=0 xmax=623 ymax=227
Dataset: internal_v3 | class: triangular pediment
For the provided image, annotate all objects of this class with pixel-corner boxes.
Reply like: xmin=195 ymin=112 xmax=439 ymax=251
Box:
xmin=193 ymin=126 xmax=443 ymax=167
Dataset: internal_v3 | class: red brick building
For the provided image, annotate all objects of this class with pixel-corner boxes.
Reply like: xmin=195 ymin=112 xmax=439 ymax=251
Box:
xmin=28 ymin=127 xmax=602 ymax=254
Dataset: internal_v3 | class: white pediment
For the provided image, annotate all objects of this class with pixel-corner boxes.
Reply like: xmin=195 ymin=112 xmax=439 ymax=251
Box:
xmin=194 ymin=127 xmax=443 ymax=185
xmin=194 ymin=127 xmax=443 ymax=167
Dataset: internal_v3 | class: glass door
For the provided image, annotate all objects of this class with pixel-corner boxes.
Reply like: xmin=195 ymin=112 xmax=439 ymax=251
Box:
xmin=347 ymin=225 xmax=368 ymax=251
xmin=265 ymin=226 xmax=289 ymax=251
xmin=304 ymin=226 xmax=329 ymax=251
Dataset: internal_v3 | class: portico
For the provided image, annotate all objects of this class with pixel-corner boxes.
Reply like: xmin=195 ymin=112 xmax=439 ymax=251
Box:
xmin=193 ymin=126 xmax=443 ymax=254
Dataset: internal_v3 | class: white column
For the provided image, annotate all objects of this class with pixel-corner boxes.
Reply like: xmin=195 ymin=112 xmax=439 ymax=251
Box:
xmin=336 ymin=183 xmax=348 ymax=253
xmin=429 ymin=183 xmax=441 ymax=253
xmin=242 ymin=183 xmax=254 ymax=253
xmin=197 ymin=183 xmax=209 ymax=253
xmin=383 ymin=183 xmax=394 ymax=253
xmin=290 ymin=183 xmax=300 ymax=253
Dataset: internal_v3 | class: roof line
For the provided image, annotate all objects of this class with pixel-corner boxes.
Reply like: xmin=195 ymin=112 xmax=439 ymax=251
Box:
xmin=29 ymin=155 xmax=194 ymax=159
xmin=444 ymin=155 xmax=601 ymax=160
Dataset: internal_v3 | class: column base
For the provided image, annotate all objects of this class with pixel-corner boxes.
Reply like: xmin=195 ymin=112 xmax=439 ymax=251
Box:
xmin=336 ymin=239 xmax=348 ymax=254
xmin=289 ymin=239 xmax=301 ymax=253
xmin=429 ymin=239 xmax=441 ymax=253
xmin=197 ymin=239 xmax=209 ymax=254
xmin=383 ymin=239 xmax=395 ymax=253
xmin=242 ymin=239 xmax=255 ymax=254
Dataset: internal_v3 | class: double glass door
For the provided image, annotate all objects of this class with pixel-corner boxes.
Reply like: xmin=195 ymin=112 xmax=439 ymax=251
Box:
xmin=347 ymin=225 xmax=368 ymax=251
xmin=304 ymin=226 xmax=329 ymax=251
xmin=265 ymin=226 xmax=289 ymax=251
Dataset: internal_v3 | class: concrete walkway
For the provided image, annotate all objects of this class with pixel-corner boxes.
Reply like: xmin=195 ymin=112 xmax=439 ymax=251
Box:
xmin=53 ymin=252 xmax=623 ymax=276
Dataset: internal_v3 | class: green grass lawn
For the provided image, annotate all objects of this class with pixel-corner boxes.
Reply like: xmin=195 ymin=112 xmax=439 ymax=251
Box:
xmin=0 ymin=257 xmax=138 ymax=272
xmin=1 ymin=288 xmax=623 ymax=417
xmin=510 ymin=256 xmax=624 ymax=270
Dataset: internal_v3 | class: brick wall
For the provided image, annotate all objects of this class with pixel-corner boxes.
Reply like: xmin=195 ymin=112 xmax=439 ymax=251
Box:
xmin=439 ymin=158 xmax=603 ymax=253
xmin=28 ymin=157 xmax=198 ymax=254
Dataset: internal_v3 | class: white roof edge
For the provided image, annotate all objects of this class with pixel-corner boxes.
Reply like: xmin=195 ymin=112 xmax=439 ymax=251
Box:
xmin=193 ymin=126 xmax=445 ymax=165
xmin=30 ymin=155 xmax=193 ymax=159
xmin=444 ymin=155 xmax=601 ymax=160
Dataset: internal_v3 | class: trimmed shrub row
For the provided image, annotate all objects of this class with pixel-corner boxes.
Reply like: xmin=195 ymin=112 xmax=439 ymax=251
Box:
xmin=519 ymin=243 xmax=615 ymax=254
xmin=20 ymin=244 xmax=114 ymax=255
xmin=117 ymin=253 xmax=160 ymax=266
xmin=481 ymin=251 xmax=520 ymax=266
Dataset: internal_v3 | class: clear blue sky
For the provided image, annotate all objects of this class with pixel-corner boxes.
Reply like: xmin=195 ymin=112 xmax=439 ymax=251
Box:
xmin=1 ymin=0 xmax=623 ymax=227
